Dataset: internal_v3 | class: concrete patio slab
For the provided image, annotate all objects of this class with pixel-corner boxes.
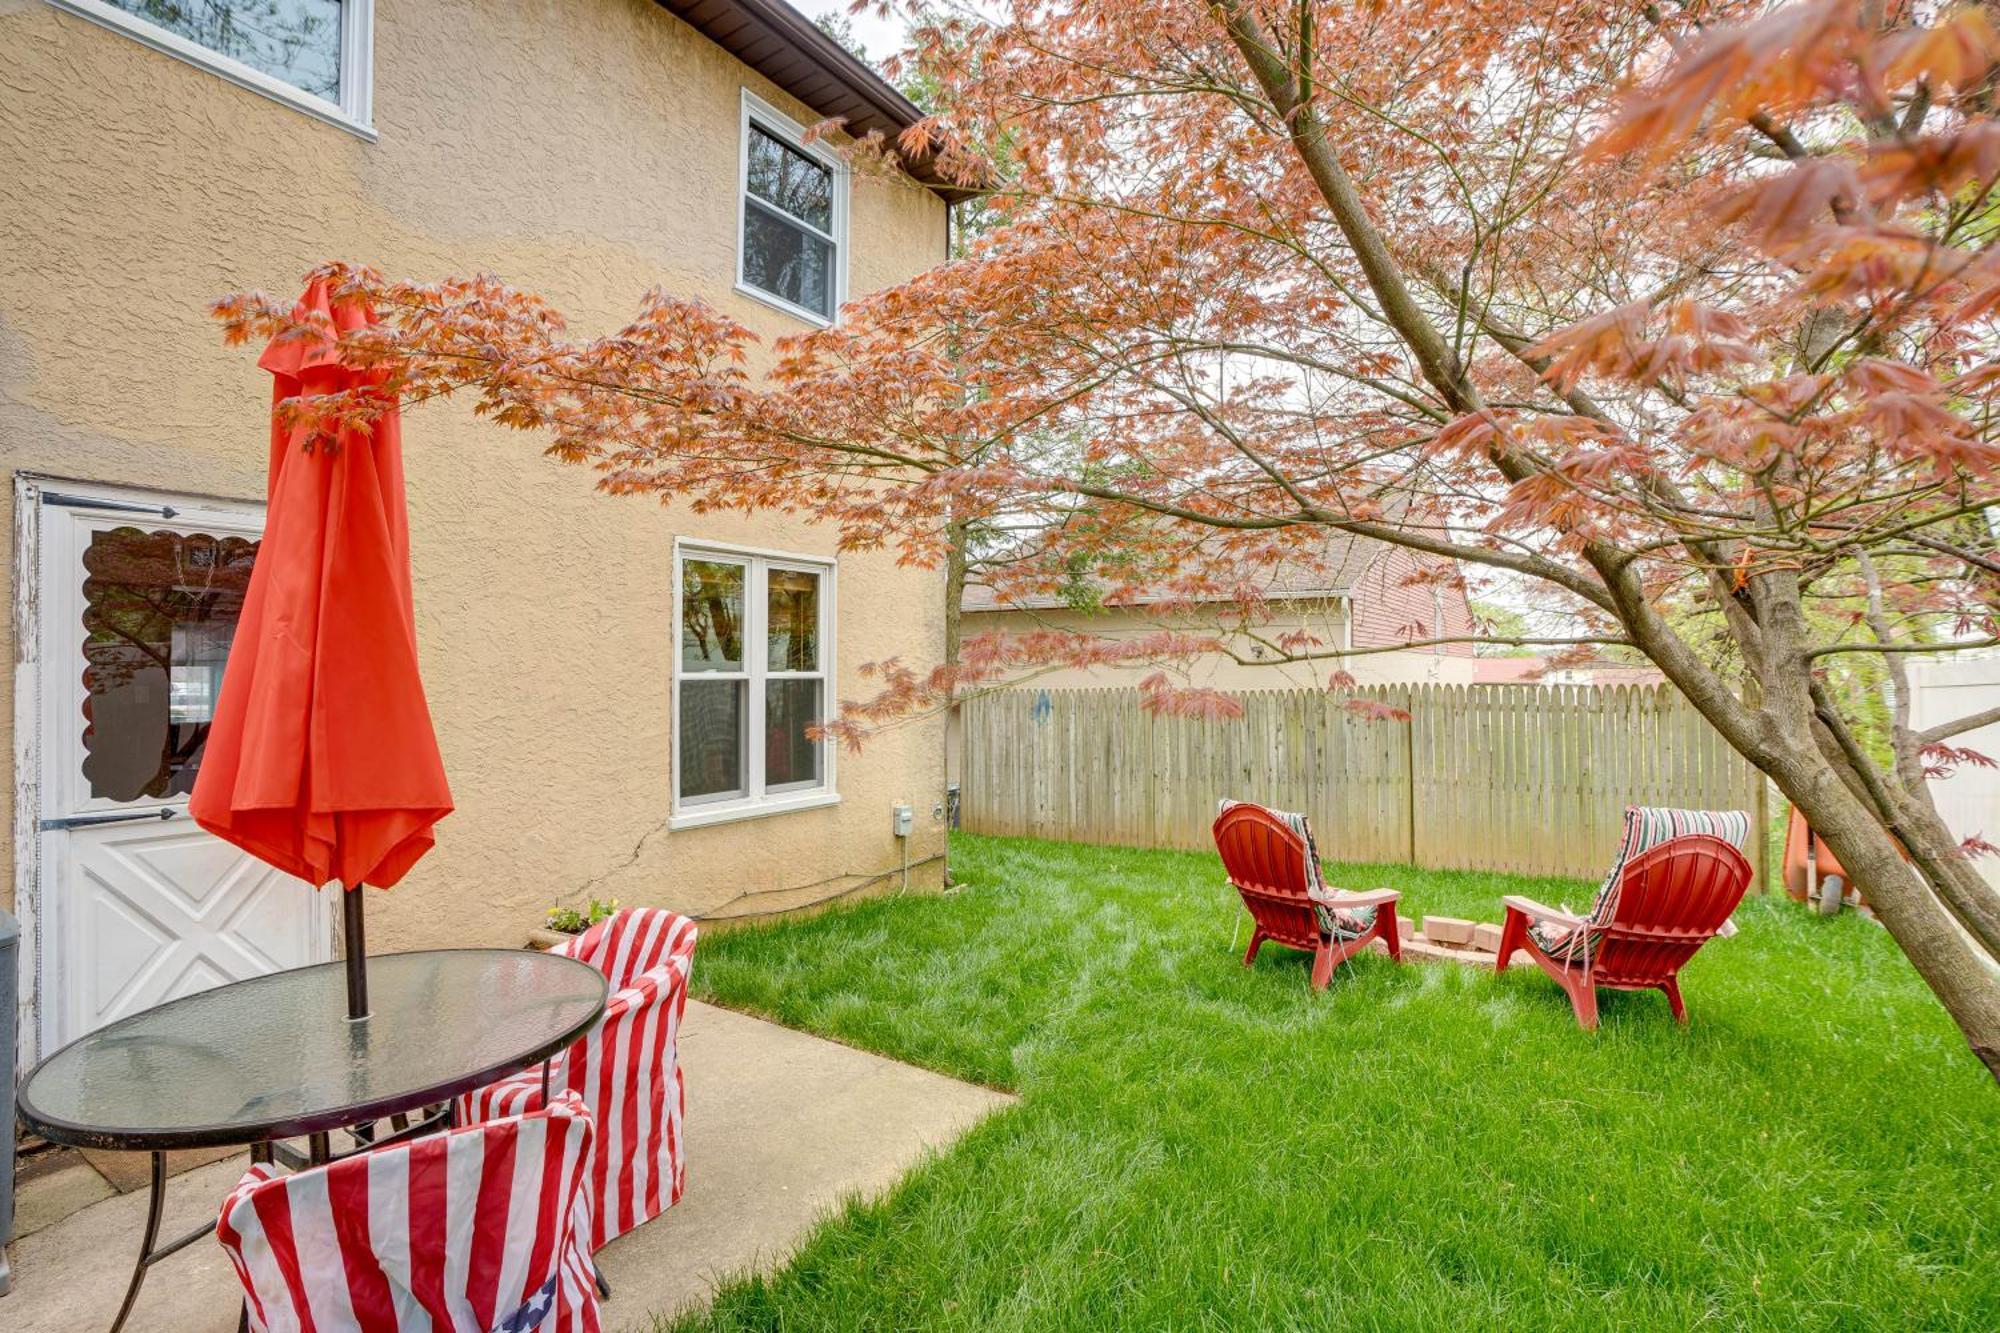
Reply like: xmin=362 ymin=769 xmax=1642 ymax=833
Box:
xmin=0 ymin=1000 xmax=1013 ymax=1332
xmin=12 ymin=1152 xmax=117 ymax=1236
xmin=80 ymin=1145 xmax=242 ymax=1195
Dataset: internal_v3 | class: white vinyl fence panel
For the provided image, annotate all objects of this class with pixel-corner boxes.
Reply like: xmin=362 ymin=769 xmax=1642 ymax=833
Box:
xmin=1907 ymin=653 xmax=2000 ymax=890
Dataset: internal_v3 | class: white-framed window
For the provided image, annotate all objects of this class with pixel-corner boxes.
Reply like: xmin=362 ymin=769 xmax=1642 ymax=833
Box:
xmin=672 ymin=540 xmax=838 ymax=828
xmin=47 ymin=0 xmax=375 ymax=138
xmin=736 ymin=90 xmax=847 ymax=326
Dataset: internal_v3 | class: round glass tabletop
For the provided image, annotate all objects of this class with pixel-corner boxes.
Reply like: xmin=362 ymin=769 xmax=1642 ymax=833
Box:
xmin=17 ymin=949 xmax=607 ymax=1150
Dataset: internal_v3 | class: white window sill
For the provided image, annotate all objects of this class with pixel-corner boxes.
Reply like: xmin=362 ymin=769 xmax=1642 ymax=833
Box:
xmin=669 ymin=790 xmax=840 ymax=831
xmin=733 ymin=282 xmax=834 ymax=329
xmin=47 ymin=0 xmax=377 ymax=142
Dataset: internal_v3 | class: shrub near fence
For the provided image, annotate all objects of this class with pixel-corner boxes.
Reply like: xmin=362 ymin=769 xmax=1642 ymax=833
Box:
xmin=960 ymin=684 xmax=1767 ymax=883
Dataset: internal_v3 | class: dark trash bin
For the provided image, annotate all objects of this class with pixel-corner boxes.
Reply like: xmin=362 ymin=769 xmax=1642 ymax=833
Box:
xmin=1 ymin=907 xmax=17 ymax=1297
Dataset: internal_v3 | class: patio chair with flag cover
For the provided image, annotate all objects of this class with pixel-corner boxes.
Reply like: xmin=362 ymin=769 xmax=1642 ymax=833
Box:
xmin=1494 ymin=806 xmax=1754 ymax=1029
xmin=215 ymin=1091 xmax=598 ymax=1333
xmin=457 ymin=909 xmax=698 ymax=1250
xmin=1213 ymin=798 xmax=1402 ymax=989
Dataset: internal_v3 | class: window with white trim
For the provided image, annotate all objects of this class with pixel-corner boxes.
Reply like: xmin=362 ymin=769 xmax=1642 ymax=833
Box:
xmin=674 ymin=544 xmax=836 ymax=824
xmin=49 ymin=0 xmax=374 ymax=135
xmin=737 ymin=92 xmax=846 ymax=324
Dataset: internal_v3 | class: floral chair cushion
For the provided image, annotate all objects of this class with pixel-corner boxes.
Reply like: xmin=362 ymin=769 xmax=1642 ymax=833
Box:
xmin=1319 ymin=901 xmax=1380 ymax=940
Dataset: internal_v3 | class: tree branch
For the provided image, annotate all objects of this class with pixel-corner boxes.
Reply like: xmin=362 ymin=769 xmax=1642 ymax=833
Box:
xmin=1225 ymin=634 xmax=1632 ymax=665
xmin=1917 ymin=705 xmax=2000 ymax=748
xmin=1805 ymin=637 xmax=2000 ymax=660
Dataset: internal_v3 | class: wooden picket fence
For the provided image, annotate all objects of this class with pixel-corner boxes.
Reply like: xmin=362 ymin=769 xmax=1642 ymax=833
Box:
xmin=959 ymin=684 xmax=1766 ymax=882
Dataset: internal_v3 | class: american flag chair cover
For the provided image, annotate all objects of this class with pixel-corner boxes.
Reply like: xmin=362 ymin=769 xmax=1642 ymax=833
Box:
xmin=214 ymin=1092 xmax=599 ymax=1333
xmin=456 ymin=909 xmax=698 ymax=1249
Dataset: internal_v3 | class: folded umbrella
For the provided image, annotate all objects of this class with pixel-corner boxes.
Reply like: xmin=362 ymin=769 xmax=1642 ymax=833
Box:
xmin=191 ymin=279 xmax=452 ymax=1020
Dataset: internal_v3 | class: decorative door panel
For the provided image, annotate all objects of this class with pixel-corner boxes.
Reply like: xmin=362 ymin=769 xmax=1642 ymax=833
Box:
xmin=61 ymin=820 xmax=322 ymax=1040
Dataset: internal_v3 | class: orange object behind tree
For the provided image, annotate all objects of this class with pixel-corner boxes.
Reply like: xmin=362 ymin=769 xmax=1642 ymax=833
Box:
xmin=190 ymin=280 xmax=452 ymax=1018
xmin=1782 ymin=806 xmax=1872 ymax=911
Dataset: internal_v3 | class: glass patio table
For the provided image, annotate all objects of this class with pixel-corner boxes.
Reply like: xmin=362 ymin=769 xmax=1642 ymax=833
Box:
xmin=14 ymin=948 xmax=607 ymax=1332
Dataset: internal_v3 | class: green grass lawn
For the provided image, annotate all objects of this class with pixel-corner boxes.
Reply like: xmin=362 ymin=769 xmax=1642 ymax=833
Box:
xmin=669 ymin=833 xmax=1999 ymax=1331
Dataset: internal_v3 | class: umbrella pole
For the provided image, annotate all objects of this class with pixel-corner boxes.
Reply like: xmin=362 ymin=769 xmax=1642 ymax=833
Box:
xmin=343 ymin=883 xmax=370 ymax=1021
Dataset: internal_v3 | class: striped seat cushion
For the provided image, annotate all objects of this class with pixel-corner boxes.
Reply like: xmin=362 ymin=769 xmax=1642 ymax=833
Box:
xmin=1216 ymin=798 xmax=1376 ymax=940
xmin=216 ymin=1092 xmax=599 ymax=1333
xmin=1532 ymin=805 xmax=1752 ymax=964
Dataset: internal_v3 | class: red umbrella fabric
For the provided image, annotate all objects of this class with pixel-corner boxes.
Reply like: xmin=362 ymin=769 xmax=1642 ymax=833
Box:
xmin=191 ymin=280 xmax=452 ymax=933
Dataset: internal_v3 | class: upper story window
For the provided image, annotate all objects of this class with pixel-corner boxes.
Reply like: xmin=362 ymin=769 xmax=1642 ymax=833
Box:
xmin=673 ymin=541 xmax=838 ymax=828
xmin=49 ymin=0 xmax=374 ymax=137
xmin=737 ymin=92 xmax=847 ymax=325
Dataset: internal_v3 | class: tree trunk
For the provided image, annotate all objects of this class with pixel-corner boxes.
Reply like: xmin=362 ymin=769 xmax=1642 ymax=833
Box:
xmin=944 ymin=515 xmax=969 ymax=671
xmin=941 ymin=516 xmax=970 ymax=886
xmin=1775 ymin=748 xmax=2000 ymax=1082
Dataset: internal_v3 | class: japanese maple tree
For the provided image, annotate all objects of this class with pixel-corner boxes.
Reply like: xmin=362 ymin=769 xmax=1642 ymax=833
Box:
xmin=219 ymin=0 xmax=2000 ymax=1076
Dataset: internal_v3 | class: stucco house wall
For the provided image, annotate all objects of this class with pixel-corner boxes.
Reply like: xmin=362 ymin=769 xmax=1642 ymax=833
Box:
xmin=0 ymin=0 xmax=950 ymax=963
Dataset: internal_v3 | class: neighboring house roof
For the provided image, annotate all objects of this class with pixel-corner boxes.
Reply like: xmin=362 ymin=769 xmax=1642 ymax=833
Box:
xmin=654 ymin=0 xmax=972 ymax=201
xmin=1471 ymin=657 xmax=1666 ymax=686
xmin=960 ymin=530 xmax=1387 ymax=613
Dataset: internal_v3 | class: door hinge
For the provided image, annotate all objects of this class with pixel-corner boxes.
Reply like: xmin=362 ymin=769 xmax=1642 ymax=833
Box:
xmin=41 ymin=492 xmax=178 ymax=519
xmin=39 ymin=808 xmax=181 ymax=831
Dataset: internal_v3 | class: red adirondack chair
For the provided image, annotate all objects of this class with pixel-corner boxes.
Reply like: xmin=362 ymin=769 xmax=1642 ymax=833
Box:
xmin=1494 ymin=832 xmax=1752 ymax=1028
xmin=1214 ymin=799 xmax=1402 ymax=989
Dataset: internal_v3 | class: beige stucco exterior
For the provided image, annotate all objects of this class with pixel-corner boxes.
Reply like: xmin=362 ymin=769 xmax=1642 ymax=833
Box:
xmin=0 ymin=0 xmax=950 ymax=983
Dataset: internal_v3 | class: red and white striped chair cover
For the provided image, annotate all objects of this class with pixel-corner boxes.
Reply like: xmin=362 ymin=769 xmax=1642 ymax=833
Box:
xmin=215 ymin=1092 xmax=599 ymax=1333
xmin=456 ymin=909 xmax=698 ymax=1250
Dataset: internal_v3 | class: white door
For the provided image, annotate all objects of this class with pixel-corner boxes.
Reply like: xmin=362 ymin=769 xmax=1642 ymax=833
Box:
xmin=29 ymin=480 xmax=329 ymax=1058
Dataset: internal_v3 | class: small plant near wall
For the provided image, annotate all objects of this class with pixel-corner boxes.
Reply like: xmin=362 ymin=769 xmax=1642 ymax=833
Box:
xmin=546 ymin=897 xmax=619 ymax=936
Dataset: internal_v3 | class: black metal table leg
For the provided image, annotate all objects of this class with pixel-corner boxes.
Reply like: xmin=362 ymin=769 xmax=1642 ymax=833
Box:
xmin=106 ymin=1152 xmax=166 ymax=1333
xmin=106 ymin=1151 xmax=215 ymax=1333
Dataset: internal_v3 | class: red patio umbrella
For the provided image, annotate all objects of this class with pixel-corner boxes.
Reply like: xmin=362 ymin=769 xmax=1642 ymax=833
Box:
xmin=191 ymin=279 xmax=452 ymax=1020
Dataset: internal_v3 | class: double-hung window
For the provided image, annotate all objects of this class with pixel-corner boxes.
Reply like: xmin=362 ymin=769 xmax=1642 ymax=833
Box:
xmin=737 ymin=92 xmax=846 ymax=325
xmin=49 ymin=0 xmax=374 ymax=136
xmin=673 ymin=543 xmax=836 ymax=827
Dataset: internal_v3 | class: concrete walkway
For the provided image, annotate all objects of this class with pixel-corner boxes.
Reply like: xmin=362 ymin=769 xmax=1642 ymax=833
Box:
xmin=2 ymin=1001 xmax=1013 ymax=1331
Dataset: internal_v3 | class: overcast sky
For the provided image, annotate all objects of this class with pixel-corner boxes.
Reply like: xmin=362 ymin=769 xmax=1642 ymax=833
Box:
xmin=786 ymin=0 xmax=910 ymax=65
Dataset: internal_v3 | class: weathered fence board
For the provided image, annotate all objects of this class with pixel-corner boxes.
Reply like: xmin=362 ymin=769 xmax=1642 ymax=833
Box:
xmin=961 ymin=684 xmax=1763 ymax=880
